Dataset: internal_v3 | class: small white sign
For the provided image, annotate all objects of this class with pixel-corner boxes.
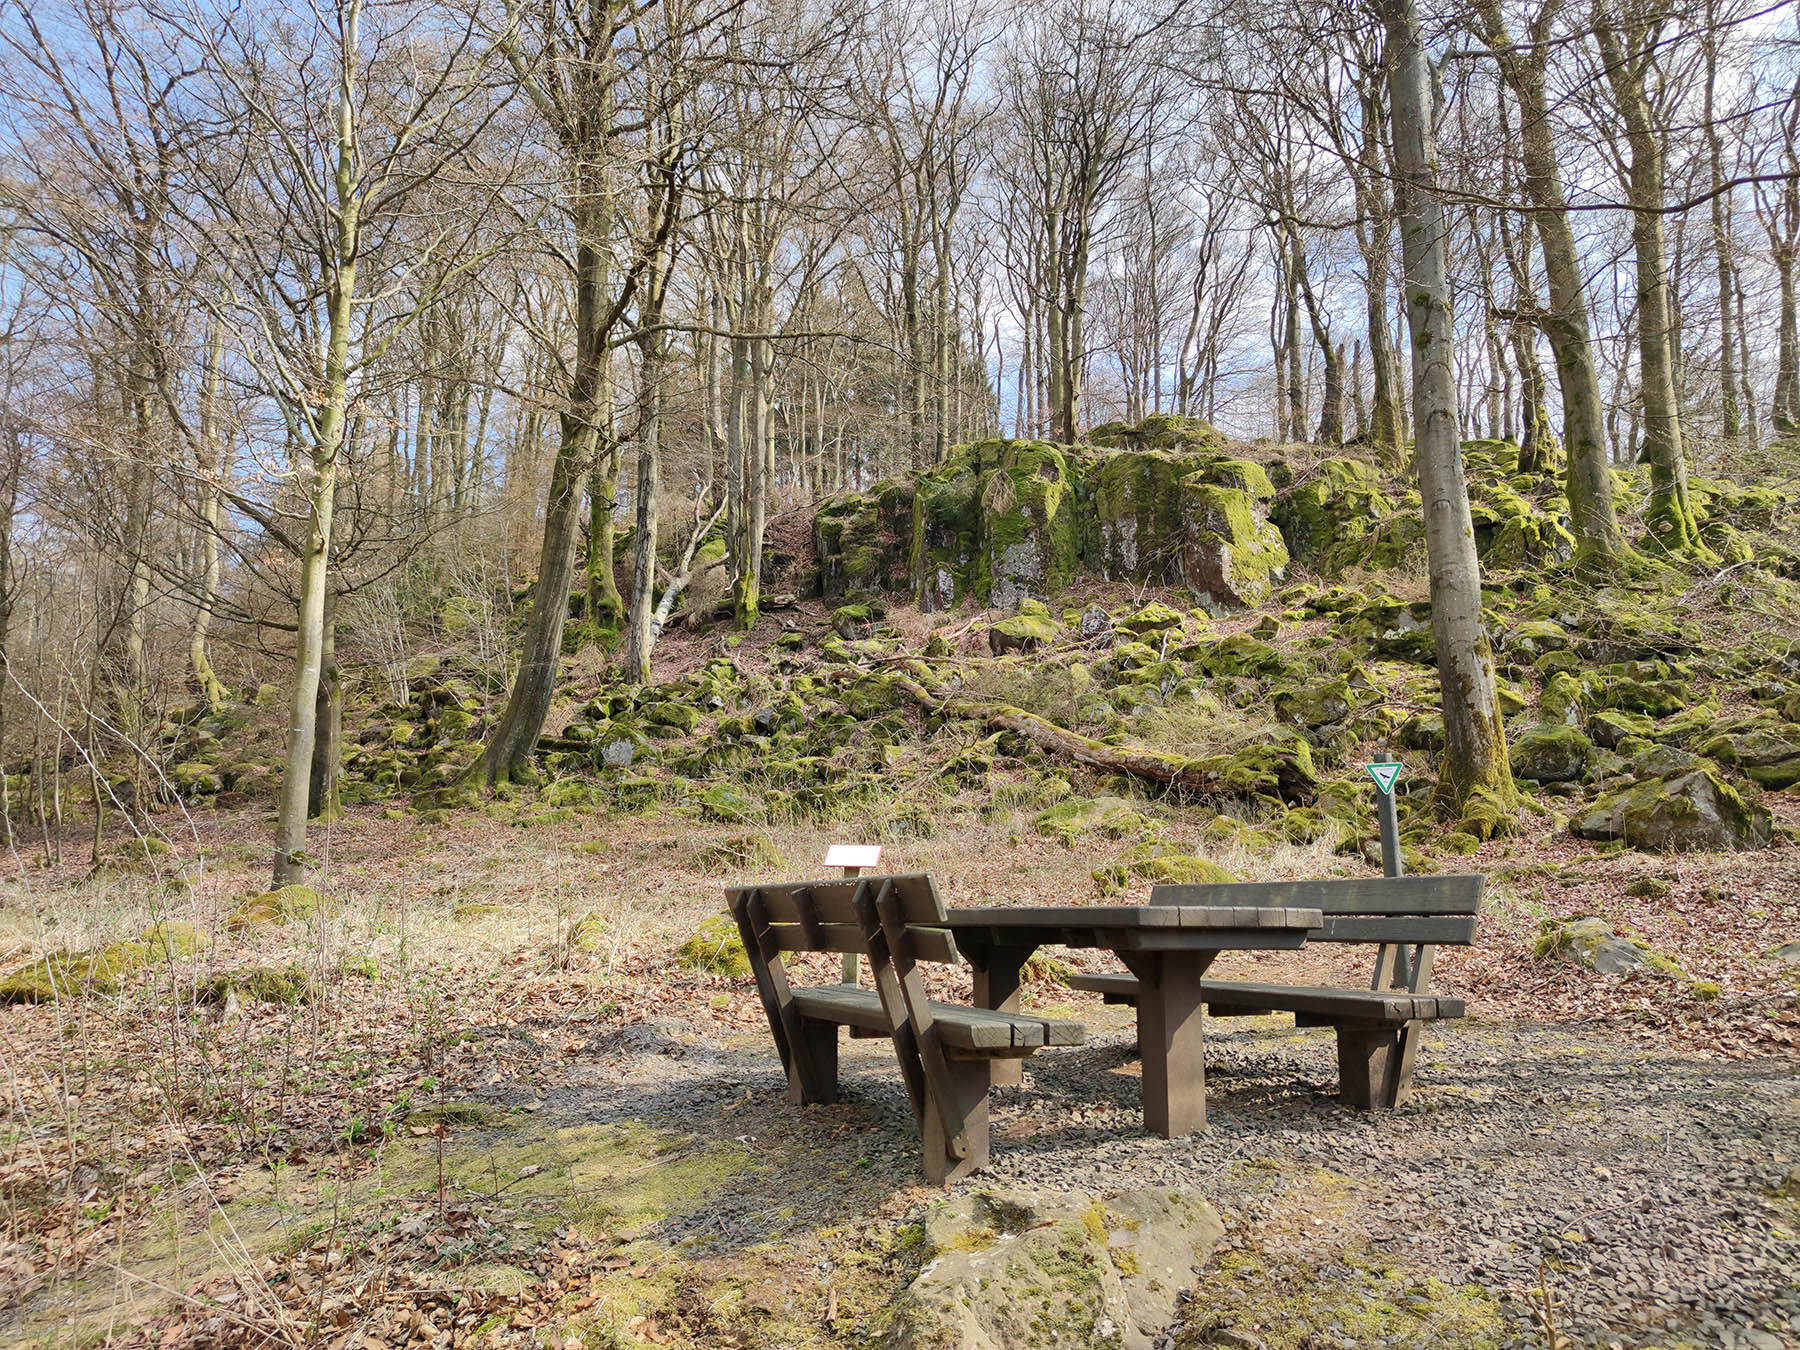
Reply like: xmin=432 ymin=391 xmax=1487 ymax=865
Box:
xmin=1366 ymin=762 xmax=1404 ymax=795
xmin=824 ymin=844 xmax=882 ymax=869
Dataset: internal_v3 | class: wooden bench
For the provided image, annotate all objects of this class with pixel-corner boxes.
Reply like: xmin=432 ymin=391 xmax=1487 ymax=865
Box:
xmin=1067 ymin=874 xmax=1481 ymax=1109
xmin=727 ymin=873 xmax=1085 ymax=1183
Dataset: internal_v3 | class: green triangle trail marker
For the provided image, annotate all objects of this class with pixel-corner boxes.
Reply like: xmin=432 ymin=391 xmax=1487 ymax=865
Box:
xmin=1366 ymin=761 xmax=1404 ymax=795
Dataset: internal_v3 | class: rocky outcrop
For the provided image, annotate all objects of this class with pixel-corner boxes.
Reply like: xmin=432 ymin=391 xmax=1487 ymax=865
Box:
xmin=886 ymin=1187 xmax=1223 ymax=1350
xmin=816 ymin=480 xmax=913 ymax=600
xmin=820 ymin=417 xmax=1291 ymax=615
xmin=912 ymin=440 xmax=1082 ymax=611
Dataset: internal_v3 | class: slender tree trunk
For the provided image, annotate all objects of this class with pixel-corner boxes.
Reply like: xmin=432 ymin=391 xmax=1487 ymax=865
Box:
xmin=191 ymin=316 xmax=229 ymax=710
xmin=1383 ymin=0 xmax=1516 ymax=823
xmin=1594 ymin=11 xmax=1703 ymax=553
xmin=477 ymin=214 xmax=603 ymax=783
xmin=1475 ymin=0 xmax=1626 ymax=570
xmin=307 ymin=589 xmax=341 ymax=819
xmin=272 ymin=34 xmax=358 ymax=883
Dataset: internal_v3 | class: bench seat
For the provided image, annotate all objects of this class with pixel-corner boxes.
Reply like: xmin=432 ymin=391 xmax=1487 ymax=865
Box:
xmin=792 ymin=984 xmax=1085 ymax=1052
xmin=1067 ymin=973 xmax=1463 ymax=1023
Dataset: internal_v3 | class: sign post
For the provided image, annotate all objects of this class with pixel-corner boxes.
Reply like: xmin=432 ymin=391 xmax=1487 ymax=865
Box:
xmin=1365 ymin=759 xmax=1405 ymax=878
xmin=824 ymin=844 xmax=882 ymax=985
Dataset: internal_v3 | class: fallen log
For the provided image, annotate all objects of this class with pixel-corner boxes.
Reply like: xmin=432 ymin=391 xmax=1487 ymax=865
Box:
xmin=823 ymin=666 xmax=1316 ymax=805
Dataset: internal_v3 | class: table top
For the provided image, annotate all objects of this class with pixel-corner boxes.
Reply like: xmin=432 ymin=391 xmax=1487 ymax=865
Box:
xmin=941 ymin=903 xmax=1325 ymax=953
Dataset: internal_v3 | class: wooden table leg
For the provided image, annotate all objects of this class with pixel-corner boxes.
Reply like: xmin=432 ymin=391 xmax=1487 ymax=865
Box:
xmin=1124 ymin=950 xmax=1216 ymax=1138
xmin=969 ymin=945 xmax=1032 ymax=1087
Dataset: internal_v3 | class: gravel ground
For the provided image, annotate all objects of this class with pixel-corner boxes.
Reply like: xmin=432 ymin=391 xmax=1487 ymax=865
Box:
xmin=538 ymin=1010 xmax=1800 ymax=1350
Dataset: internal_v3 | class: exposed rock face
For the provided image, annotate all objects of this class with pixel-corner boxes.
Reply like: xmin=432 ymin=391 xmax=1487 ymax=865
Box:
xmin=815 ymin=480 xmax=913 ymax=600
xmin=1179 ymin=479 xmax=1288 ymax=613
xmin=817 ymin=419 xmax=1291 ymax=614
xmin=1569 ymin=770 xmax=1772 ymax=852
xmin=911 ymin=441 xmax=1082 ymax=611
xmin=885 ymin=1187 xmax=1223 ymax=1350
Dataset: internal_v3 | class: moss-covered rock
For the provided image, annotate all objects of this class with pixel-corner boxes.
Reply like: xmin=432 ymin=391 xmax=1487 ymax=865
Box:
xmin=1534 ymin=916 xmax=1684 ymax=977
xmin=989 ymin=599 xmax=1062 ymax=655
xmin=140 ymin=921 xmax=210 ymax=960
xmin=911 ymin=440 xmax=1082 ymax=611
xmin=1271 ymin=456 xmax=1404 ymax=574
xmin=225 ymin=884 xmax=323 ymax=933
xmin=0 ymin=944 xmax=145 ymax=1003
xmin=1092 ymin=843 xmax=1237 ymax=897
xmin=1511 ymin=724 xmax=1592 ymax=783
xmin=1086 ymin=449 xmax=1193 ymax=584
xmin=815 ymin=479 xmax=913 ymax=599
xmin=1570 ymin=770 xmax=1771 ymax=852
xmin=195 ymin=964 xmax=314 ymax=1007
xmin=1090 ymin=413 xmax=1228 ymax=454
xmin=1587 ymin=708 xmax=1654 ymax=749
xmin=1032 ymin=796 xmax=1157 ymax=847
xmin=1179 ymin=481 xmax=1289 ymax=611
xmin=676 ymin=914 xmax=751 ymax=977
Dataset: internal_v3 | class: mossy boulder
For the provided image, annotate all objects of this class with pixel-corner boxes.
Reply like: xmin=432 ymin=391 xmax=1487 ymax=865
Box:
xmin=1503 ymin=619 xmax=1570 ymax=656
xmin=989 ymin=600 xmax=1061 ymax=655
xmin=1032 ymin=796 xmax=1157 ymax=847
xmin=195 ymin=964 xmax=314 ymax=1007
xmin=0 ymin=944 xmax=144 ymax=1003
xmin=1570 ymin=770 xmax=1772 ymax=852
xmin=1698 ymin=727 xmax=1800 ymax=791
xmin=1275 ymin=679 xmax=1355 ymax=729
xmin=1587 ymin=708 xmax=1654 ymax=749
xmin=1270 ymin=456 xmax=1400 ymax=574
xmin=1092 ymin=843 xmax=1238 ymax=897
xmin=1471 ymin=481 xmax=1575 ymax=568
xmin=1534 ymin=916 xmax=1684 ymax=977
xmin=1090 ymin=412 xmax=1227 ymax=453
xmin=676 ymin=914 xmax=751 ymax=977
xmin=140 ymin=921 xmax=210 ymax=960
xmin=225 ymin=884 xmax=323 ymax=933
xmin=1511 ymin=724 xmax=1592 ymax=784
xmin=887 ymin=1186 xmax=1222 ymax=1350
xmin=693 ymin=783 xmax=758 ymax=824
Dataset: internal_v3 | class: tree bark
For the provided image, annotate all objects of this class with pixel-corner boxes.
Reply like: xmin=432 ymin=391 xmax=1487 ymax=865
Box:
xmin=1593 ymin=7 xmax=1704 ymax=554
xmin=1473 ymin=0 xmax=1626 ymax=572
xmin=1382 ymin=0 xmax=1517 ymax=823
xmin=272 ymin=18 xmax=358 ymax=883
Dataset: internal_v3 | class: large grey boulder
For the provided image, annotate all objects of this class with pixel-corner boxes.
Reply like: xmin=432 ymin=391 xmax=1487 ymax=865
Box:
xmin=1569 ymin=770 xmax=1771 ymax=852
xmin=887 ymin=1188 xmax=1223 ymax=1350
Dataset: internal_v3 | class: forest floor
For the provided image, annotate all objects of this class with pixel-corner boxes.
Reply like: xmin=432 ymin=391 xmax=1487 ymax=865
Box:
xmin=1 ymin=785 xmax=1798 ymax=1350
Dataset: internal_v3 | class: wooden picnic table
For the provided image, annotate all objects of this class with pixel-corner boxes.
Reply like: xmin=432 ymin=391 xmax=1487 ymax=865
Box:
xmin=941 ymin=903 xmax=1323 ymax=1137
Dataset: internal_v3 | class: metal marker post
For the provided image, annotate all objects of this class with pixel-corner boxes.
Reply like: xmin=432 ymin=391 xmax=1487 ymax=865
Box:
xmin=1366 ymin=759 xmax=1405 ymax=878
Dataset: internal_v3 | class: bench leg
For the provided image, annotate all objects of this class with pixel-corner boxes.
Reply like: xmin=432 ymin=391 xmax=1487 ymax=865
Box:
xmin=970 ymin=946 xmax=1032 ymax=1088
xmin=921 ymin=1056 xmax=991 ymax=1185
xmin=789 ymin=1017 xmax=839 ymax=1106
xmin=1127 ymin=950 xmax=1214 ymax=1138
xmin=1336 ymin=1023 xmax=1415 ymax=1108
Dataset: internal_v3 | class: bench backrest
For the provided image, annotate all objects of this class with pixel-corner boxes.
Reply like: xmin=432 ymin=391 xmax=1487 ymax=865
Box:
xmin=725 ymin=873 xmax=960 ymax=963
xmin=1150 ymin=873 xmax=1483 ymax=995
xmin=1148 ymin=874 xmax=1483 ymax=945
